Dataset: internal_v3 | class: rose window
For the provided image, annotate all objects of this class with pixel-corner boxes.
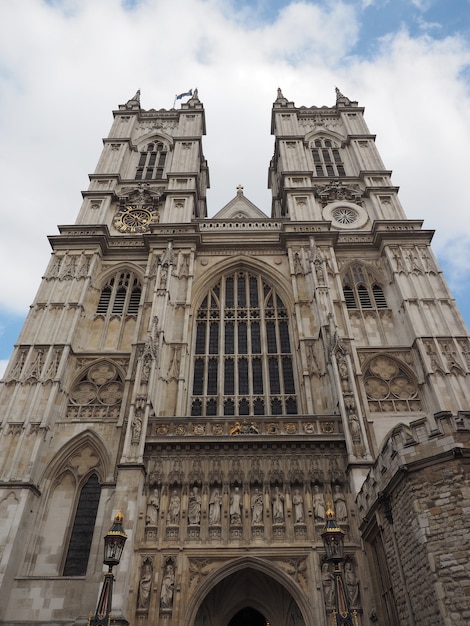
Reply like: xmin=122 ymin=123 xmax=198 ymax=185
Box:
xmin=332 ymin=207 xmax=358 ymax=224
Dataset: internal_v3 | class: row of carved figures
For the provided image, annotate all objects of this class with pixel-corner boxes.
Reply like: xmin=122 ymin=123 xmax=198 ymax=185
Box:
xmin=137 ymin=558 xmax=175 ymax=613
xmin=136 ymin=556 xmax=360 ymax=615
xmin=145 ymin=483 xmax=348 ymax=528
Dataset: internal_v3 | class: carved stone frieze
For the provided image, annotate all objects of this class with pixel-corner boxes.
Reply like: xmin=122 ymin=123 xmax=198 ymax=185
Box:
xmin=45 ymin=252 xmax=92 ymax=281
xmin=314 ymin=180 xmax=363 ymax=206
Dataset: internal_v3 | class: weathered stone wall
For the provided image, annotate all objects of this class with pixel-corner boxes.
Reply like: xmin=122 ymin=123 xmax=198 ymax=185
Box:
xmin=357 ymin=413 xmax=470 ymax=625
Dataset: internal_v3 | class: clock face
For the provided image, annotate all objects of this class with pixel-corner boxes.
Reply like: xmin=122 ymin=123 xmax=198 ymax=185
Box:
xmin=113 ymin=204 xmax=160 ymax=233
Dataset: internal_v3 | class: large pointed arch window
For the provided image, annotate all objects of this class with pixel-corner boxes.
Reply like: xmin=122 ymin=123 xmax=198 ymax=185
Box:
xmin=135 ymin=142 xmax=167 ymax=180
xmin=63 ymin=473 xmax=101 ymax=576
xmin=191 ymin=272 xmax=297 ymax=417
xmin=343 ymin=264 xmax=387 ymax=310
xmin=311 ymin=138 xmax=346 ymax=177
xmin=96 ymin=271 xmax=142 ymax=316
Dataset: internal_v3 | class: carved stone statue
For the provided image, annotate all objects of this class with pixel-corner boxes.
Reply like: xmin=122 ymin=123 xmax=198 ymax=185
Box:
xmin=131 ymin=412 xmax=142 ymax=443
xmin=251 ymin=488 xmax=263 ymax=524
xmin=167 ymin=490 xmax=181 ymax=525
xmin=137 ymin=560 xmax=152 ymax=610
xmin=188 ymin=486 xmax=202 ymax=525
xmin=160 ymin=563 xmax=175 ymax=610
xmin=209 ymin=488 xmax=222 ymax=525
xmin=271 ymin=486 xmax=285 ymax=523
xmin=230 ymin=487 xmax=242 ymax=525
xmin=146 ymin=488 xmax=160 ymax=526
xmin=321 ymin=562 xmax=335 ymax=607
xmin=345 ymin=561 xmax=360 ymax=606
xmin=333 ymin=485 xmax=348 ymax=523
xmin=292 ymin=489 xmax=304 ymax=523
xmin=312 ymin=485 xmax=326 ymax=522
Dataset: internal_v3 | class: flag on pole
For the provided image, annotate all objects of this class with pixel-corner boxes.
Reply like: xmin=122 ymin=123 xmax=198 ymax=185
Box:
xmin=176 ymin=89 xmax=193 ymax=100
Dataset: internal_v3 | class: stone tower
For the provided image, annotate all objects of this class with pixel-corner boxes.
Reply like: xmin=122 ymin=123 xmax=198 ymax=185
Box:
xmin=0 ymin=88 xmax=469 ymax=626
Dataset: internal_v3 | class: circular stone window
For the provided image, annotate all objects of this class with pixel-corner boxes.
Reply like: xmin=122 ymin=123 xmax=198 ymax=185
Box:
xmin=332 ymin=206 xmax=358 ymax=224
xmin=323 ymin=201 xmax=368 ymax=230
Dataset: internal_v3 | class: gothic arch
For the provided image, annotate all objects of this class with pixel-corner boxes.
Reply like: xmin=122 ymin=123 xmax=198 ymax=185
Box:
xmin=185 ymin=556 xmax=313 ymax=626
xmin=39 ymin=428 xmax=111 ymax=487
xmin=305 ymin=128 xmax=345 ymax=144
xmin=188 ymin=261 xmax=301 ymax=417
xmin=68 ymin=358 xmax=127 ymax=392
xmin=66 ymin=359 xmax=126 ymax=421
xmin=135 ymin=130 xmax=174 ymax=151
xmin=340 ymin=261 xmax=388 ymax=310
xmin=25 ymin=431 xmax=110 ymax=576
xmin=94 ymin=262 xmax=144 ymax=291
xmin=339 ymin=260 xmax=385 ymax=285
xmin=191 ymin=255 xmax=295 ymax=313
xmin=361 ymin=353 xmax=422 ymax=415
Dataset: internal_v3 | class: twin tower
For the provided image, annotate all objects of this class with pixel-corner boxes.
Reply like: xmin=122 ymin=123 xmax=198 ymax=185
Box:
xmin=0 ymin=88 xmax=469 ymax=626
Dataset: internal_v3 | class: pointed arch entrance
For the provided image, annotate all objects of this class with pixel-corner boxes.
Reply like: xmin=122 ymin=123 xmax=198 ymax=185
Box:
xmin=191 ymin=562 xmax=308 ymax=626
xmin=228 ymin=607 xmax=266 ymax=626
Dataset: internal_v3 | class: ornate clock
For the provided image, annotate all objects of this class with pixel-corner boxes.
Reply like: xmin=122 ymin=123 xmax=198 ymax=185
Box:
xmin=112 ymin=203 xmax=160 ymax=233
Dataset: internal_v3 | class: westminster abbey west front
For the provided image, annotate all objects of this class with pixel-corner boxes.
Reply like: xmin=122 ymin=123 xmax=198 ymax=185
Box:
xmin=0 ymin=88 xmax=469 ymax=626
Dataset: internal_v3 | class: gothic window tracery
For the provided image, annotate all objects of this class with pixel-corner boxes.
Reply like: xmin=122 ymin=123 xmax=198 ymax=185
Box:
xmin=343 ymin=264 xmax=387 ymax=310
xmin=67 ymin=361 xmax=124 ymax=419
xmin=363 ymin=355 xmax=422 ymax=412
xmin=135 ymin=142 xmax=167 ymax=180
xmin=191 ymin=271 xmax=298 ymax=417
xmin=96 ymin=271 xmax=142 ymax=316
xmin=311 ymin=138 xmax=346 ymax=177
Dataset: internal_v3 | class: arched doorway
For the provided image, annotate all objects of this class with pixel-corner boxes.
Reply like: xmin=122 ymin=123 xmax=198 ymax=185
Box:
xmin=228 ymin=607 xmax=267 ymax=626
xmin=193 ymin=566 xmax=306 ymax=626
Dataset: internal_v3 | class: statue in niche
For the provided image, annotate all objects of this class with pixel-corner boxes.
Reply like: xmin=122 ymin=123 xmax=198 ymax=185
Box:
xmin=348 ymin=413 xmax=362 ymax=444
xmin=146 ymin=488 xmax=160 ymax=526
xmin=314 ymin=259 xmax=325 ymax=285
xmin=338 ymin=355 xmax=349 ymax=387
xmin=131 ymin=410 xmax=143 ymax=444
xmin=293 ymin=251 xmax=303 ymax=275
xmin=271 ymin=486 xmax=285 ymax=523
xmin=251 ymin=487 xmax=263 ymax=524
xmin=312 ymin=485 xmax=326 ymax=522
xmin=167 ymin=346 xmax=181 ymax=379
xmin=292 ymin=489 xmax=304 ymax=523
xmin=321 ymin=562 xmax=335 ymax=607
xmin=167 ymin=490 xmax=181 ymax=525
xmin=180 ymin=254 xmax=190 ymax=277
xmin=188 ymin=486 xmax=202 ymax=525
xmin=345 ymin=561 xmax=360 ymax=606
xmin=333 ymin=485 xmax=348 ymax=523
xmin=159 ymin=265 xmax=168 ymax=290
xmin=230 ymin=487 xmax=242 ymax=525
xmin=160 ymin=562 xmax=175 ymax=610
xmin=209 ymin=488 xmax=222 ymax=525
xmin=137 ymin=560 xmax=152 ymax=610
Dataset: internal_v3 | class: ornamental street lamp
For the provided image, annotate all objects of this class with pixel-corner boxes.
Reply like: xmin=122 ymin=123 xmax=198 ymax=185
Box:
xmin=89 ymin=513 xmax=127 ymax=626
xmin=321 ymin=503 xmax=358 ymax=626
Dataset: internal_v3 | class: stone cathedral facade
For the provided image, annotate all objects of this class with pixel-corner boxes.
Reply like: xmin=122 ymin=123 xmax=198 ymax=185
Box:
xmin=0 ymin=88 xmax=469 ymax=626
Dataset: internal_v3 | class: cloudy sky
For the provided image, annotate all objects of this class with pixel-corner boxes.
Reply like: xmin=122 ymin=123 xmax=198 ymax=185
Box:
xmin=1 ymin=0 xmax=470 ymax=376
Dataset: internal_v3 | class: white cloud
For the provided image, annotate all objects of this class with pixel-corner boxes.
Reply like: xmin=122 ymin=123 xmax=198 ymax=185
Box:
xmin=0 ymin=0 xmax=469 ymax=336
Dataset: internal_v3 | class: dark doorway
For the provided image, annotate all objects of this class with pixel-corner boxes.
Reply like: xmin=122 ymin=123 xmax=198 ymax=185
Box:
xmin=228 ymin=607 xmax=267 ymax=626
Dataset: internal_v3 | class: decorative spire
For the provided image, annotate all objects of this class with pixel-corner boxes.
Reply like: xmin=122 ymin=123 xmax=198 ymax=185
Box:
xmin=236 ymin=184 xmax=244 ymax=196
xmin=275 ymin=87 xmax=288 ymax=104
xmin=125 ymin=89 xmax=141 ymax=110
xmin=335 ymin=87 xmax=355 ymax=107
